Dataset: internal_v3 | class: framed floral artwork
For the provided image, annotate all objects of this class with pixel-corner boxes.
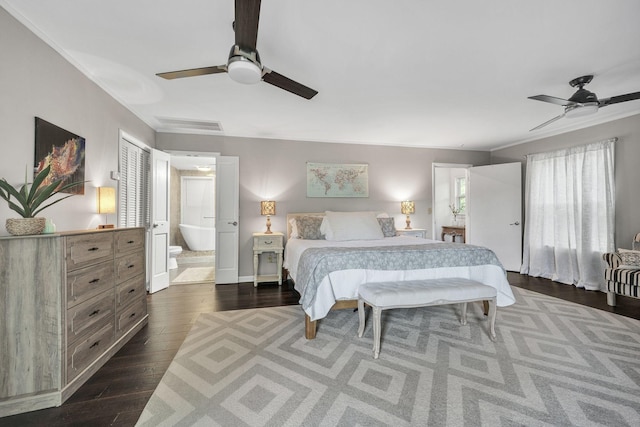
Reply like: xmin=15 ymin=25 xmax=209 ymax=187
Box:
xmin=34 ymin=117 xmax=86 ymax=195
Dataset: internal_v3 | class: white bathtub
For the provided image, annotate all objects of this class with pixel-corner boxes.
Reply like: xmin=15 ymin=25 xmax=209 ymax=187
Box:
xmin=179 ymin=224 xmax=215 ymax=251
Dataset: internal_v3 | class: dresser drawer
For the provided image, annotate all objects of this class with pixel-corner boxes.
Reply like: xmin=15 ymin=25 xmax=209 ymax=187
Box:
xmin=253 ymin=235 xmax=283 ymax=251
xmin=115 ymin=228 xmax=145 ymax=254
xmin=116 ymin=276 xmax=146 ymax=310
xmin=67 ymin=322 xmax=115 ymax=382
xmin=66 ymin=233 xmax=114 ymax=271
xmin=115 ymin=252 xmax=145 ymax=284
xmin=116 ymin=298 xmax=147 ymax=339
xmin=67 ymin=260 xmax=114 ymax=308
xmin=67 ymin=290 xmax=115 ymax=345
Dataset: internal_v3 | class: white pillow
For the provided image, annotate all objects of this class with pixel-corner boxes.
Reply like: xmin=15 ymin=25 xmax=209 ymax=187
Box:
xmin=289 ymin=218 xmax=299 ymax=239
xmin=320 ymin=216 xmax=332 ymax=239
xmin=324 ymin=211 xmax=384 ymax=241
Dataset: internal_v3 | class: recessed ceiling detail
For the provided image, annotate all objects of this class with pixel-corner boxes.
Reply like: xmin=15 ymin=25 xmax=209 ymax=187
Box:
xmin=156 ymin=117 xmax=223 ymax=133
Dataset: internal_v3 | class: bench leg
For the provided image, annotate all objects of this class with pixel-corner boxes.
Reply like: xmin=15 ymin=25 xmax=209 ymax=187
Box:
xmin=607 ymin=292 xmax=616 ymax=306
xmin=357 ymin=299 xmax=366 ymax=337
xmin=372 ymin=306 xmax=382 ymax=359
xmin=460 ymin=302 xmax=468 ymax=325
xmin=487 ymin=297 xmax=497 ymax=341
xmin=305 ymin=314 xmax=317 ymax=339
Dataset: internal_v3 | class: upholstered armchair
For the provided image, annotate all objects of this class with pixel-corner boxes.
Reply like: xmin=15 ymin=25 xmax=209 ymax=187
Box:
xmin=602 ymin=233 xmax=640 ymax=306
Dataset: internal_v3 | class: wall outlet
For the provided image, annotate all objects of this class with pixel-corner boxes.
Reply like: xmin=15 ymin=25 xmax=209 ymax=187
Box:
xmin=428 ymin=207 xmax=432 ymax=214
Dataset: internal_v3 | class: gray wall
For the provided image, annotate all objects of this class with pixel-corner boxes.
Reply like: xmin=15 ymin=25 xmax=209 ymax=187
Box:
xmin=0 ymin=8 xmax=155 ymax=234
xmin=491 ymin=113 xmax=640 ymax=249
xmin=157 ymin=133 xmax=491 ymax=277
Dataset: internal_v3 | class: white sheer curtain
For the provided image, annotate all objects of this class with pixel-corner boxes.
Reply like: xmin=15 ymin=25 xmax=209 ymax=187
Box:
xmin=520 ymin=138 xmax=616 ymax=290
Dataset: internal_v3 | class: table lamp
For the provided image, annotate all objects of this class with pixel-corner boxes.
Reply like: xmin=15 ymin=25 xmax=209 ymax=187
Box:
xmin=260 ymin=200 xmax=276 ymax=234
xmin=400 ymin=200 xmax=415 ymax=230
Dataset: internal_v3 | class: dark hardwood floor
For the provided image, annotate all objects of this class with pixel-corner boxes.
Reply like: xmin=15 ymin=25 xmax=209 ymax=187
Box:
xmin=3 ymin=273 xmax=639 ymax=426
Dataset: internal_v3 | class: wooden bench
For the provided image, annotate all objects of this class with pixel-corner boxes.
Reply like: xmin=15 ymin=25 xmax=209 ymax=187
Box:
xmin=357 ymin=278 xmax=497 ymax=359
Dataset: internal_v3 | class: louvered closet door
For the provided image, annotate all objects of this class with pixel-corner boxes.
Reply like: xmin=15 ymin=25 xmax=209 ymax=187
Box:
xmin=119 ymin=139 xmax=150 ymax=228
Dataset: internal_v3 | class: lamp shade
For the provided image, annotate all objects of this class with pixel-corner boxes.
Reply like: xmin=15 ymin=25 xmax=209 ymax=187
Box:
xmin=260 ymin=200 xmax=276 ymax=216
xmin=97 ymin=187 xmax=116 ymax=214
xmin=400 ymin=201 xmax=415 ymax=215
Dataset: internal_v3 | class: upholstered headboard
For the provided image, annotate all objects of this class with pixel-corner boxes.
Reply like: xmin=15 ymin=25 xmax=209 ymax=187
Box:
xmin=286 ymin=212 xmax=325 ymax=239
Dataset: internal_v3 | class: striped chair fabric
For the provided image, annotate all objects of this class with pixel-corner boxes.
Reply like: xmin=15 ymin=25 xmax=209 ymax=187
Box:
xmin=602 ymin=233 xmax=640 ymax=306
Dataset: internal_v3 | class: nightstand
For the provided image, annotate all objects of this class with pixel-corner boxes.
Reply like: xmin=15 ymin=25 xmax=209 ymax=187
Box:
xmin=396 ymin=228 xmax=427 ymax=238
xmin=252 ymin=232 xmax=284 ymax=287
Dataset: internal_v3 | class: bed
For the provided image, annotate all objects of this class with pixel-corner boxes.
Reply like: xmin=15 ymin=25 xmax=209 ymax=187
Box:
xmin=284 ymin=211 xmax=516 ymax=339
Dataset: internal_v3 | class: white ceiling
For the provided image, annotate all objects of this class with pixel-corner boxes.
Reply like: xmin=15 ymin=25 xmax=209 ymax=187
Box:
xmin=3 ymin=0 xmax=640 ymax=151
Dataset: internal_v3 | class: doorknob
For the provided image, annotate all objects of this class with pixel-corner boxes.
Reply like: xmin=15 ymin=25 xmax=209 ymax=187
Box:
xmin=228 ymin=221 xmax=238 ymax=226
xmin=152 ymin=223 xmax=159 ymax=228
xmin=510 ymin=221 xmax=520 ymax=226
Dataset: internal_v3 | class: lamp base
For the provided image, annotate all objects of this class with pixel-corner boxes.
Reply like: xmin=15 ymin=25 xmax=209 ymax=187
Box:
xmin=405 ymin=215 xmax=412 ymax=230
xmin=265 ymin=215 xmax=273 ymax=234
xmin=98 ymin=224 xmax=115 ymax=229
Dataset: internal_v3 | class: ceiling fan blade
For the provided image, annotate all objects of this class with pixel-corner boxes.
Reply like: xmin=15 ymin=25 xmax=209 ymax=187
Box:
xmin=530 ymin=113 xmax=565 ymax=131
xmin=599 ymin=91 xmax=640 ymax=107
xmin=528 ymin=95 xmax=575 ymax=106
xmin=262 ymin=68 xmax=318 ymax=99
xmin=157 ymin=65 xmax=227 ymax=80
xmin=235 ymin=0 xmax=261 ymax=51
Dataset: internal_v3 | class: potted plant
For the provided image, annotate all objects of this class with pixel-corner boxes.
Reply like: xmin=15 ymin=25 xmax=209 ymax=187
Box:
xmin=449 ymin=204 xmax=462 ymax=225
xmin=0 ymin=165 xmax=83 ymax=235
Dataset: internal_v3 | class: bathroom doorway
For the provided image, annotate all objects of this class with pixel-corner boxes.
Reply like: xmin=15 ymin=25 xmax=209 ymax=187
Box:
xmin=168 ymin=154 xmax=217 ymax=285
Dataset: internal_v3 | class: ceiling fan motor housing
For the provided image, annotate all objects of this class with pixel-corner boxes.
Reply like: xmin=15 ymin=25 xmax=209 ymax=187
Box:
xmin=568 ymin=88 xmax=598 ymax=104
xmin=227 ymin=45 xmax=263 ymax=84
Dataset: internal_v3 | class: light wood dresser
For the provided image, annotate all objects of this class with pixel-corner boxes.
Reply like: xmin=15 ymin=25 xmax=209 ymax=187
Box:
xmin=0 ymin=227 xmax=148 ymax=417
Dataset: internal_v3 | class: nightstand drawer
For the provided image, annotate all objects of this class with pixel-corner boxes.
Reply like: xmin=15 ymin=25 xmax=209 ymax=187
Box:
xmin=67 ymin=261 xmax=114 ymax=308
xmin=396 ymin=228 xmax=427 ymax=239
xmin=66 ymin=233 xmax=114 ymax=270
xmin=253 ymin=236 xmax=283 ymax=251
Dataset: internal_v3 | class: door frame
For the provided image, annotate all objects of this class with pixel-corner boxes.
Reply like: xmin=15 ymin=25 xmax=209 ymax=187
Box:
xmin=431 ymin=162 xmax=472 ymax=241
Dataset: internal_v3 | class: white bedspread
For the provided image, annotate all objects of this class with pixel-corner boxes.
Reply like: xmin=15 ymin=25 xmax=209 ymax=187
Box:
xmin=284 ymin=237 xmax=516 ymax=321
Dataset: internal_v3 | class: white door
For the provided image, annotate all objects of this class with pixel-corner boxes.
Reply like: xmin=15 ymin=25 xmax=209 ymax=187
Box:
xmin=215 ymin=156 xmax=239 ymax=284
xmin=149 ymin=149 xmax=171 ymax=293
xmin=467 ymin=162 xmax=522 ymax=271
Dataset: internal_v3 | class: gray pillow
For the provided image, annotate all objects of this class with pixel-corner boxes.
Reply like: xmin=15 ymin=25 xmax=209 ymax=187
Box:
xmin=619 ymin=250 xmax=640 ymax=269
xmin=377 ymin=217 xmax=397 ymax=237
xmin=295 ymin=216 xmax=324 ymax=240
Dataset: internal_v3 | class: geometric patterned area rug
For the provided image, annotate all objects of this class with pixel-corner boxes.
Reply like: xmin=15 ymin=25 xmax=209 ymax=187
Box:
xmin=172 ymin=267 xmax=215 ymax=284
xmin=136 ymin=287 xmax=640 ymax=426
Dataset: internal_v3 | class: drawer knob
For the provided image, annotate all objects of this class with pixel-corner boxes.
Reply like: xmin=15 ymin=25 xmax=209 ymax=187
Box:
xmin=88 ymin=247 xmax=99 ymax=252
xmin=127 ymin=264 xmax=135 ymax=269
xmin=89 ymin=309 xmax=100 ymax=317
xmin=129 ymin=312 xmax=137 ymax=318
xmin=128 ymin=288 xmax=136 ymax=294
xmin=89 ymin=340 xmax=100 ymax=349
xmin=264 ymin=241 xmax=272 ymax=244
xmin=89 ymin=278 xmax=100 ymax=284
xmin=127 ymin=240 xmax=135 ymax=244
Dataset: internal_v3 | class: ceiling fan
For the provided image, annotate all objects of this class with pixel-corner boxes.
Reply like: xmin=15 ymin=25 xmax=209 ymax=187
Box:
xmin=528 ymin=75 xmax=640 ymax=131
xmin=156 ymin=0 xmax=318 ymax=99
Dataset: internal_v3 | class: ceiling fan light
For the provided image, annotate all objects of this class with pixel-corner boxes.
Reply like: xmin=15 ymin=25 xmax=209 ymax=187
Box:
xmin=565 ymin=103 xmax=599 ymax=118
xmin=227 ymin=57 xmax=262 ymax=84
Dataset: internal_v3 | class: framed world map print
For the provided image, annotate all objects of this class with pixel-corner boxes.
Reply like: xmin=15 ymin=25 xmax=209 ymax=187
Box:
xmin=306 ymin=162 xmax=368 ymax=197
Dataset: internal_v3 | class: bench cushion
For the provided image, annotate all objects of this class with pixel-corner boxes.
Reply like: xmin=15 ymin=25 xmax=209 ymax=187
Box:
xmin=359 ymin=278 xmax=497 ymax=308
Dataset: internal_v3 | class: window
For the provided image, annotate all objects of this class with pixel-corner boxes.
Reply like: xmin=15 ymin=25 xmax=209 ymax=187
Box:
xmin=455 ymin=177 xmax=466 ymax=214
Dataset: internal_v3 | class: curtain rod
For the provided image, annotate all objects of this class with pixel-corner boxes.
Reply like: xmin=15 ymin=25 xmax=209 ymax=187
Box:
xmin=523 ymin=137 xmax=618 ymax=159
